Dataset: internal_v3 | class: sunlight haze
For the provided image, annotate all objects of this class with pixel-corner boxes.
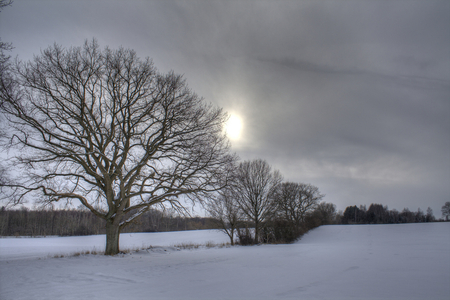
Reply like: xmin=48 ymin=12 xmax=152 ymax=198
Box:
xmin=225 ymin=114 xmax=243 ymax=141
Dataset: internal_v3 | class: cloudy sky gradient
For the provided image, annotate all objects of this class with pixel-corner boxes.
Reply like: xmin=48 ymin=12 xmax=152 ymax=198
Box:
xmin=1 ymin=0 xmax=449 ymax=215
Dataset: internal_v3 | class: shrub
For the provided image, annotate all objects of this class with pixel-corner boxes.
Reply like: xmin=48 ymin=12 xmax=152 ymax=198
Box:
xmin=237 ymin=227 xmax=255 ymax=245
xmin=262 ymin=219 xmax=303 ymax=244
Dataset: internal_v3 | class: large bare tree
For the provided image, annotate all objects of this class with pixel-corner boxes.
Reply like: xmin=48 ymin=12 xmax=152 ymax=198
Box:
xmin=0 ymin=0 xmax=13 ymax=67
xmin=0 ymin=0 xmax=13 ymax=185
xmin=0 ymin=40 xmax=236 ymax=254
xmin=234 ymin=159 xmax=282 ymax=243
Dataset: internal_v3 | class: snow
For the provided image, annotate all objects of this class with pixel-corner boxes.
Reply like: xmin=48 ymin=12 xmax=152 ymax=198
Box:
xmin=0 ymin=230 xmax=230 ymax=261
xmin=1 ymin=223 xmax=449 ymax=300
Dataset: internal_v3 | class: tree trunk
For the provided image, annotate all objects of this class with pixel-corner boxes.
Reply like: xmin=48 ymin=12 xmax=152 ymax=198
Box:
xmin=254 ymin=220 xmax=259 ymax=244
xmin=105 ymin=220 xmax=120 ymax=255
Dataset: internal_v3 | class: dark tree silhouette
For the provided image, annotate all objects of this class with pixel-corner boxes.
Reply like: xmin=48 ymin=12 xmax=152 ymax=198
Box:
xmin=233 ymin=159 xmax=282 ymax=243
xmin=313 ymin=202 xmax=336 ymax=225
xmin=366 ymin=204 xmax=388 ymax=224
xmin=425 ymin=207 xmax=435 ymax=222
xmin=442 ymin=202 xmax=450 ymax=221
xmin=275 ymin=182 xmax=324 ymax=226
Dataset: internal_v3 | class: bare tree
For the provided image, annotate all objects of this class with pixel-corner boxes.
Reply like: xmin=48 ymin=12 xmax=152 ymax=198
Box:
xmin=0 ymin=0 xmax=13 ymax=187
xmin=275 ymin=182 xmax=324 ymax=226
xmin=367 ymin=203 xmax=389 ymax=224
xmin=0 ymin=0 xmax=13 ymax=66
xmin=233 ymin=159 xmax=282 ymax=243
xmin=426 ymin=207 xmax=435 ymax=222
xmin=314 ymin=201 xmax=336 ymax=225
xmin=0 ymin=0 xmax=12 ymax=10
xmin=0 ymin=40 xmax=236 ymax=255
xmin=442 ymin=202 xmax=450 ymax=221
xmin=205 ymin=188 xmax=241 ymax=245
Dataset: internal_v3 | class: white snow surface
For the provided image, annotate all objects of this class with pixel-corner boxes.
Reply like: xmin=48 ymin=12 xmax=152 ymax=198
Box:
xmin=0 ymin=230 xmax=231 ymax=261
xmin=1 ymin=223 xmax=449 ymax=300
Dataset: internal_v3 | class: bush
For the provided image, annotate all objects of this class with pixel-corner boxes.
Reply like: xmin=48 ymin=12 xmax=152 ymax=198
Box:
xmin=237 ymin=227 xmax=255 ymax=245
xmin=304 ymin=213 xmax=322 ymax=230
xmin=262 ymin=219 xmax=303 ymax=244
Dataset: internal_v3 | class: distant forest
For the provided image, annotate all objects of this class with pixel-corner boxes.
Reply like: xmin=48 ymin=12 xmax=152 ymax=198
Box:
xmin=0 ymin=208 xmax=219 ymax=237
xmin=338 ymin=204 xmax=438 ymax=224
xmin=0 ymin=202 xmax=445 ymax=238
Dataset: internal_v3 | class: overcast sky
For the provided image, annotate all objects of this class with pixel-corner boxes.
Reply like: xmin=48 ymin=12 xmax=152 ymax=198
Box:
xmin=1 ymin=0 xmax=449 ymax=216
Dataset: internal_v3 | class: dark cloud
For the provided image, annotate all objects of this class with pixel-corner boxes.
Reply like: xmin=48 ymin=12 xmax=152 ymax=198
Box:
xmin=1 ymin=0 xmax=449 ymax=215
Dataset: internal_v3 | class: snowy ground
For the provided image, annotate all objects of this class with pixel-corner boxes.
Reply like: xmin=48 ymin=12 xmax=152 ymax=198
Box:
xmin=0 ymin=230 xmax=231 ymax=261
xmin=1 ymin=223 xmax=449 ymax=300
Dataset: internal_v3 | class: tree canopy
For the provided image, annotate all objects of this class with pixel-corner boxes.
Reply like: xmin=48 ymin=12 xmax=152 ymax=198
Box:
xmin=0 ymin=40 xmax=236 ymax=254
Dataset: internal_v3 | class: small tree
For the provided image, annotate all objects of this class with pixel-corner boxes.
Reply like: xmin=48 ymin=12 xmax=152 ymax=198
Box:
xmin=275 ymin=182 xmax=324 ymax=226
xmin=366 ymin=204 xmax=388 ymax=224
xmin=415 ymin=208 xmax=425 ymax=223
xmin=342 ymin=205 xmax=366 ymax=224
xmin=314 ymin=202 xmax=336 ymax=225
xmin=205 ymin=189 xmax=241 ymax=245
xmin=0 ymin=40 xmax=236 ymax=255
xmin=442 ymin=202 xmax=450 ymax=221
xmin=399 ymin=208 xmax=416 ymax=223
xmin=425 ymin=207 xmax=435 ymax=222
xmin=233 ymin=159 xmax=282 ymax=244
xmin=267 ymin=182 xmax=324 ymax=242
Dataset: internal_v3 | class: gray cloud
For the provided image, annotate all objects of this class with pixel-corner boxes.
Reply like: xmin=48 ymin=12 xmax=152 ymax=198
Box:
xmin=1 ymin=0 xmax=449 ymax=215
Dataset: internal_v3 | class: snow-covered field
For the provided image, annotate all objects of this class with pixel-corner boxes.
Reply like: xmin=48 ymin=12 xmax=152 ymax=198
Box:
xmin=1 ymin=223 xmax=449 ymax=300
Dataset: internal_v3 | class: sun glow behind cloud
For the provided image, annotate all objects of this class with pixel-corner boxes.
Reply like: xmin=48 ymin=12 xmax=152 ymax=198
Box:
xmin=225 ymin=114 xmax=243 ymax=141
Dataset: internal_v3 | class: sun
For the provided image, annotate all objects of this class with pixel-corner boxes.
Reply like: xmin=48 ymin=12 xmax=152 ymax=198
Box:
xmin=225 ymin=114 xmax=243 ymax=141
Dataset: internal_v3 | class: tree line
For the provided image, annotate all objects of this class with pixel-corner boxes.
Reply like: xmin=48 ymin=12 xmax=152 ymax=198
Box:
xmin=204 ymin=162 xmax=449 ymax=245
xmin=0 ymin=207 xmax=219 ymax=237
xmin=1 ymin=193 xmax=447 ymax=242
xmin=337 ymin=203 xmax=448 ymax=225
xmin=205 ymin=159 xmax=333 ymax=245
